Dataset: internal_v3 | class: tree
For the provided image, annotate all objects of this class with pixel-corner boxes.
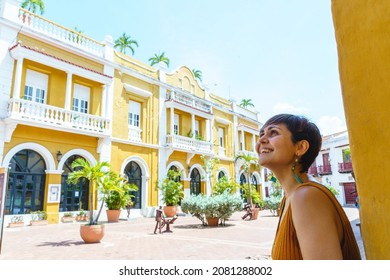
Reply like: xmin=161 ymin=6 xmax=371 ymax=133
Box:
xmin=114 ymin=33 xmax=139 ymax=55
xmin=21 ymin=0 xmax=45 ymax=15
xmin=240 ymin=99 xmax=255 ymax=108
xmin=67 ymin=158 xmax=110 ymax=225
xmin=192 ymin=69 xmax=202 ymax=81
xmin=200 ymin=155 xmax=220 ymax=195
xmin=149 ymin=52 xmax=170 ymax=67
xmin=235 ymin=153 xmax=259 ymax=207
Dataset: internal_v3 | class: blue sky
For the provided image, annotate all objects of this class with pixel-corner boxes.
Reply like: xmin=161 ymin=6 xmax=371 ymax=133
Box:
xmin=42 ymin=0 xmax=345 ymax=135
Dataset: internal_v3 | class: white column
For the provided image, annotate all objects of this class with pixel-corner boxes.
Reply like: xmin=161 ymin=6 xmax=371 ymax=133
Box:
xmin=101 ymin=84 xmax=107 ymax=118
xmin=170 ymin=107 xmax=174 ymax=135
xmin=12 ymin=57 xmax=23 ymax=99
xmin=64 ymin=72 xmax=72 ymax=110
xmin=240 ymin=128 xmax=245 ymax=152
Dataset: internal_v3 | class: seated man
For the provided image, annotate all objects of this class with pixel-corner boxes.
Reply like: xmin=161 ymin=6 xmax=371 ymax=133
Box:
xmin=242 ymin=204 xmax=253 ymax=220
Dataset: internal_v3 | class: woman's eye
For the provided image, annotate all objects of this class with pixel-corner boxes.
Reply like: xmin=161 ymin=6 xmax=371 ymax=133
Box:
xmin=270 ymin=130 xmax=278 ymax=136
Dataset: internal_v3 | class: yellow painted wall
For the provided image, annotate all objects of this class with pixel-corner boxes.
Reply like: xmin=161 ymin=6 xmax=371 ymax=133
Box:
xmin=17 ymin=34 xmax=104 ymax=73
xmin=332 ymin=0 xmax=390 ymax=259
xmin=110 ymin=143 xmax=159 ymax=207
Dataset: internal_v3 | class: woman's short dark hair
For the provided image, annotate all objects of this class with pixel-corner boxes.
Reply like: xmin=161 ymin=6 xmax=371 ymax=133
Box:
xmin=262 ymin=114 xmax=322 ymax=173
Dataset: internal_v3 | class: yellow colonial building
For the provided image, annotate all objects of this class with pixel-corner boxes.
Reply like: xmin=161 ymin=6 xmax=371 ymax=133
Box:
xmin=0 ymin=1 xmax=262 ymax=225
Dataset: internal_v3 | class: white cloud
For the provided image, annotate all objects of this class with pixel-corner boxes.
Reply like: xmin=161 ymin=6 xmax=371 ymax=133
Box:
xmin=272 ymin=103 xmax=310 ymax=116
xmin=316 ymin=116 xmax=347 ymax=135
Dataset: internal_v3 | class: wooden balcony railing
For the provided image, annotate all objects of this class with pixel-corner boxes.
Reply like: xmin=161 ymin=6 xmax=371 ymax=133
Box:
xmin=317 ymin=164 xmax=332 ymax=175
xmin=338 ymin=162 xmax=353 ymax=173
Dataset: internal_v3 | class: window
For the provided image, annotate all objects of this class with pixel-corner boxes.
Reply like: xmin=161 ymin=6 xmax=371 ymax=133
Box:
xmin=128 ymin=100 xmax=141 ymax=127
xmin=72 ymin=84 xmax=90 ymax=114
xmin=23 ymin=69 xmax=48 ymax=104
xmin=218 ymin=127 xmax=225 ymax=147
xmin=174 ymin=114 xmax=179 ymax=135
xmin=195 ymin=120 xmax=200 ymax=137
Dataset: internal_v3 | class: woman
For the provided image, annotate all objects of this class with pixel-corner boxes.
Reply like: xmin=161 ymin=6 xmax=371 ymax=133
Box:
xmin=255 ymin=114 xmax=361 ymax=260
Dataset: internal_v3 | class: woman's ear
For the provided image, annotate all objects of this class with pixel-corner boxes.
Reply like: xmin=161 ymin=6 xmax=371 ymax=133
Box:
xmin=296 ymin=140 xmax=309 ymax=156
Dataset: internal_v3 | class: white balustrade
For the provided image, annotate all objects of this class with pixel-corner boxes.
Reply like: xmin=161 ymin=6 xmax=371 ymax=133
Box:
xmin=18 ymin=8 xmax=104 ymax=57
xmin=166 ymin=134 xmax=213 ymax=154
xmin=167 ymin=91 xmax=212 ymax=113
xmin=128 ymin=126 xmax=142 ymax=142
xmin=8 ymin=98 xmax=110 ymax=134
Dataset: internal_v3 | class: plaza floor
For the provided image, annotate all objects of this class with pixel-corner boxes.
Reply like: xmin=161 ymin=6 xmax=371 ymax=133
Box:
xmin=0 ymin=207 xmax=364 ymax=260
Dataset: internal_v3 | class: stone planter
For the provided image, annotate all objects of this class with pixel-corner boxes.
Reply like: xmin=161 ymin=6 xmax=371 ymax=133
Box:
xmin=61 ymin=216 xmax=75 ymax=223
xmin=163 ymin=206 xmax=177 ymax=217
xmin=206 ymin=217 xmax=219 ymax=226
xmin=30 ymin=220 xmax=48 ymax=226
xmin=106 ymin=209 xmax=121 ymax=223
xmin=8 ymin=222 xmax=25 ymax=228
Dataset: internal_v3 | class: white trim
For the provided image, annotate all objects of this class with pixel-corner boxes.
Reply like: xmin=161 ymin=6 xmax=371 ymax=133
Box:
xmin=215 ymin=117 xmax=232 ymax=125
xmin=57 ymin=149 xmax=97 ymax=171
xmin=124 ymin=83 xmax=152 ymax=98
xmin=2 ymin=142 xmax=56 ymax=171
xmin=167 ymin=161 xmax=187 ymax=180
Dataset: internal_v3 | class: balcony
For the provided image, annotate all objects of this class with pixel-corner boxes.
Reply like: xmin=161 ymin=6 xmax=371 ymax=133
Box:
xmin=18 ymin=8 xmax=104 ymax=57
xmin=308 ymin=166 xmax=318 ymax=176
xmin=7 ymin=98 xmax=110 ymax=137
xmin=338 ymin=162 xmax=353 ymax=173
xmin=128 ymin=126 xmax=142 ymax=142
xmin=166 ymin=91 xmax=212 ymax=114
xmin=166 ymin=134 xmax=213 ymax=154
xmin=237 ymin=150 xmax=258 ymax=159
xmin=317 ymin=164 xmax=332 ymax=175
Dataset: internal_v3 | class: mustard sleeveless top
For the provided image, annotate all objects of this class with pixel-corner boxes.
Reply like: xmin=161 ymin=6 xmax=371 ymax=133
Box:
xmin=271 ymin=182 xmax=361 ymax=260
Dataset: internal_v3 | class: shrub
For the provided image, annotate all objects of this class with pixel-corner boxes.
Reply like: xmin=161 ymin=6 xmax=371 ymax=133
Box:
xmin=181 ymin=191 xmax=243 ymax=226
xmin=213 ymin=176 xmax=240 ymax=195
xmin=31 ymin=211 xmax=47 ymax=221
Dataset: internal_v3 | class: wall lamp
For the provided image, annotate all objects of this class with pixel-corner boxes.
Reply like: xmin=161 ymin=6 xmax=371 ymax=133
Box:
xmin=56 ymin=151 xmax=63 ymax=162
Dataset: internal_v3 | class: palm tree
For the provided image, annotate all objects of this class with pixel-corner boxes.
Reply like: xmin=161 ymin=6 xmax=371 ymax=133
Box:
xmin=67 ymin=158 xmax=110 ymax=225
xmin=240 ymin=99 xmax=255 ymax=108
xmin=235 ymin=153 xmax=259 ymax=207
xmin=192 ymin=69 xmax=202 ymax=81
xmin=114 ymin=33 xmax=139 ymax=55
xmin=149 ymin=52 xmax=170 ymax=67
xmin=21 ymin=0 xmax=45 ymax=15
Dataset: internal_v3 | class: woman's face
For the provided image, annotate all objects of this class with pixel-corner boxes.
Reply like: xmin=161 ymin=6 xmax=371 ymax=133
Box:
xmin=256 ymin=123 xmax=297 ymax=171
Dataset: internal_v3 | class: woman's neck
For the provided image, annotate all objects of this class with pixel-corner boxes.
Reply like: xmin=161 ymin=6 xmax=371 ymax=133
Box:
xmin=273 ymin=169 xmax=309 ymax=197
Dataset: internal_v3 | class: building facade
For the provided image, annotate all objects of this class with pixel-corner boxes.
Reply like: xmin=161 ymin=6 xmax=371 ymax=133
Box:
xmin=0 ymin=0 xmax=263 ymax=225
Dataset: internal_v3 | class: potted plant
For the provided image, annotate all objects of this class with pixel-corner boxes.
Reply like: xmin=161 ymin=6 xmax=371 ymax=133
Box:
xmin=76 ymin=209 xmax=88 ymax=221
xmin=8 ymin=215 xmax=24 ymax=228
xmin=67 ymin=158 xmax=110 ymax=243
xmin=102 ymin=172 xmax=138 ymax=222
xmin=61 ymin=212 xmax=75 ymax=223
xmin=30 ymin=211 xmax=48 ymax=226
xmin=158 ymin=169 xmax=184 ymax=217
xmin=241 ymin=183 xmax=262 ymax=220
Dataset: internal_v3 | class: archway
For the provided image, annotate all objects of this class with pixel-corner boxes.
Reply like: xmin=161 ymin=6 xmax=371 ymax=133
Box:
xmin=6 ymin=149 xmax=46 ymax=214
xmin=190 ymin=168 xmax=201 ymax=195
xmin=123 ymin=161 xmax=142 ymax=209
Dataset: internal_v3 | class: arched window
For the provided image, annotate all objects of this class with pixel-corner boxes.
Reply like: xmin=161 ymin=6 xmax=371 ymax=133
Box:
xmin=169 ymin=165 xmax=181 ymax=182
xmin=6 ymin=149 xmax=46 ymax=214
xmin=124 ymin=161 xmax=142 ymax=209
xmin=190 ymin=168 xmax=201 ymax=195
xmin=217 ymin=171 xmax=226 ymax=180
xmin=60 ymin=155 xmax=89 ymax=211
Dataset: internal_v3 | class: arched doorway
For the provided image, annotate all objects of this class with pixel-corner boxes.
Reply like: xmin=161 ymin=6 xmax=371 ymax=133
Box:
xmin=124 ymin=161 xmax=142 ymax=209
xmin=60 ymin=155 xmax=89 ymax=212
xmin=6 ymin=149 xmax=46 ymax=214
xmin=190 ymin=168 xmax=201 ymax=195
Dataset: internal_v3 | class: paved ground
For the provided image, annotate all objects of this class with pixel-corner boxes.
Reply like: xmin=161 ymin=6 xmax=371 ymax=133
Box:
xmin=0 ymin=207 xmax=364 ymax=260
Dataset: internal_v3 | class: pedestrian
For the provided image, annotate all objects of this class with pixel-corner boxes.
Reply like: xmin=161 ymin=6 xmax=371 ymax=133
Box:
xmin=255 ymin=114 xmax=361 ymax=260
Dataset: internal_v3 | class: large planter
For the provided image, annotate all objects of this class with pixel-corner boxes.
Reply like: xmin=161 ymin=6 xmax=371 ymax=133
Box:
xmin=106 ymin=209 xmax=121 ymax=223
xmin=163 ymin=206 xmax=177 ymax=217
xmin=251 ymin=208 xmax=260 ymax=220
xmin=80 ymin=224 xmax=105 ymax=243
xmin=207 ymin=217 xmax=219 ymax=226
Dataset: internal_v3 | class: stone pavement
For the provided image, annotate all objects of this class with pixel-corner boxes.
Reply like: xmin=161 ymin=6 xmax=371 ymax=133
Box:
xmin=0 ymin=207 xmax=364 ymax=260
